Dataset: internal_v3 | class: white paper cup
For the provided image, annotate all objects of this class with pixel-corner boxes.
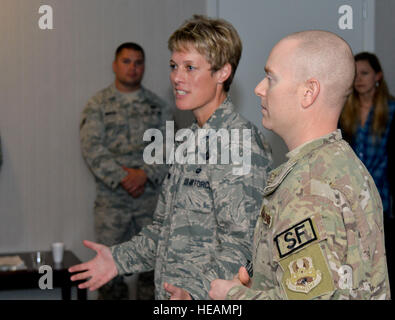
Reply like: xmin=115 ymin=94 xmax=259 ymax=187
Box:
xmin=51 ymin=242 xmax=65 ymax=263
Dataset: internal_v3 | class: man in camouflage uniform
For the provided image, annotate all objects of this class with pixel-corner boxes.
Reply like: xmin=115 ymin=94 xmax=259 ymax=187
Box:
xmin=70 ymin=15 xmax=272 ymax=300
xmin=209 ymin=30 xmax=391 ymax=300
xmin=80 ymin=42 xmax=172 ymax=300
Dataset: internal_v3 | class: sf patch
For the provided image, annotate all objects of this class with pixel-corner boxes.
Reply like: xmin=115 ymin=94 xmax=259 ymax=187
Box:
xmin=274 ymin=218 xmax=317 ymax=258
xmin=275 ymin=215 xmax=335 ymax=299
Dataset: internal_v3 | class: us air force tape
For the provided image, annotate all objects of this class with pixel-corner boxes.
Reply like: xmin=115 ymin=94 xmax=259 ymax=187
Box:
xmin=274 ymin=215 xmax=335 ymax=299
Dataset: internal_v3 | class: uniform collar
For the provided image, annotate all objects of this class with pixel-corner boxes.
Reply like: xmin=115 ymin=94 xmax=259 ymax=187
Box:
xmin=286 ymin=129 xmax=343 ymax=163
xmin=264 ymin=130 xmax=342 ymax=193
xmin=109 ymin=83 xmax=146 ymax=103
xmin=190 ymin=95 xmax=235 ymax=132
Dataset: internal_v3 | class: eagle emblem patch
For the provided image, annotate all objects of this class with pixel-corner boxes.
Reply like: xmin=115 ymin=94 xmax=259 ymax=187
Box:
xmin=286 ymin=256 xmax=322 ymax=293
xmin=279 ymin=242 xmax=335 ymax=299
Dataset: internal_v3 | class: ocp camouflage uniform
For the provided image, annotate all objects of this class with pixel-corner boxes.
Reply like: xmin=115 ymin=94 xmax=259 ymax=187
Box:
xmin=227 ymin=130 xmax=391 ymax=300
xmin=80 ymin=83 xmax=172 ymax=300
xmin=111 ymin=96 xmax=273 ymax=299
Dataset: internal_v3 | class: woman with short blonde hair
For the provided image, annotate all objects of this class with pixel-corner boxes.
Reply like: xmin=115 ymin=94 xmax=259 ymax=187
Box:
xmin=69 ymin=15 xmax=272 ymax=300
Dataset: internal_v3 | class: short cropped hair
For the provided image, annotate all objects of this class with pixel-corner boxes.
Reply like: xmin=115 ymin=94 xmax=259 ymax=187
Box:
xmin=285 ymin=30 xmax=355 ymax=107
xmin=115 ymin=42 xmax=145 ymax=61
xmin=168 ymin=15 xmax=242 ymax=92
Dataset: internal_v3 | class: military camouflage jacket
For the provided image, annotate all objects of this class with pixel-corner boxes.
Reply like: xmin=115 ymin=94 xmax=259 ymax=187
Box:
xmin=227 ymin=130 xmax=390 ymax=300
xmin=80 ymin=84 xmax=172 ymax=195
xmin=111 ymin=97 xmax=273 ymax=299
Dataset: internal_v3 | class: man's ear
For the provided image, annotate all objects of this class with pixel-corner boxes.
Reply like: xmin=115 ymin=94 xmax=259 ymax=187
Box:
xmin=301 ymin=78 xmax=320 ymax=108
xmin=216 ymin=63 xmax=232 ymax=84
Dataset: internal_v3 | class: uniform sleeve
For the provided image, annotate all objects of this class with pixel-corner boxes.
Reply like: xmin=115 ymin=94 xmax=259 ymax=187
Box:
xmin=182 ymin=128 xmax=273 ymax=299
xmin=227 ymin=178 xmax=389 ymax=300
xmin=226 ymin=283 xmax=282 ymax=300
xmin=142 ymin=99 xmax=174 ymax=187
xmin=109 ymin=180 xmax=168 ymax=275
xmin=80 ymin=98 xmax=127 ymax=190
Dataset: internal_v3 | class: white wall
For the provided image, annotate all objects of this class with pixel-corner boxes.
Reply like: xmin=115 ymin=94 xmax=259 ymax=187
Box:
xmin=0 ymin=0 xmax=206 ymax=299
xmin=375 ymin=0 xmax=395 ymax=94
xmin=2 ymin=0 xmax=392 ymax=300
xmin=210 ymin=0 xmax=375 ymax=167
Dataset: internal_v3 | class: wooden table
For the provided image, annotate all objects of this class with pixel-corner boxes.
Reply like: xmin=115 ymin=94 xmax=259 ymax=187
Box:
xmin=0 ymin=250 xmax=87 ymax=300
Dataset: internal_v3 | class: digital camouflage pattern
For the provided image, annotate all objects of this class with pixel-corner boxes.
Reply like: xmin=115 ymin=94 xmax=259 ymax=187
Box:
xmin=80 ymin=83 xmax=172 ymax=195
xmin=110 ymin=97 xmax=273 ymax=299
xmin=80 ymin=83 xmax=172 ymax=299
xmin=227 ymin=130 xmax=391 ymax=300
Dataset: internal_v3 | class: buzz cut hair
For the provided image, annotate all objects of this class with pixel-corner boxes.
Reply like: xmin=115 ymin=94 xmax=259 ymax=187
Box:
xmin=168 ymin=15 xmax=242 ymax=92
xmin=115 ymin=42 xmax=145 ymax=61
xmin=285 ymin=30 xmax=355 ymax=106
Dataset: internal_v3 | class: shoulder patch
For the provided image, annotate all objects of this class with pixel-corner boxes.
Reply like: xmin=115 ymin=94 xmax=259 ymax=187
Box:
xmin=274 ymin=218 xmax=317 ymax=258
xmin=279 ymin=243 xmax=335 ymax=299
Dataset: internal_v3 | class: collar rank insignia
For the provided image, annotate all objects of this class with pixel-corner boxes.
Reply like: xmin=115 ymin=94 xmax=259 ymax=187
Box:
xmin=286 ymin=257 xmax=322 ymax=294
xmin=260 ymin=205 xmax=271 ymax=227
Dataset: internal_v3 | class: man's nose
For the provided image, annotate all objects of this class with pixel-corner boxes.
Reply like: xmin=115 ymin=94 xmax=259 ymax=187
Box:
xmin=254 ymin=78 xmax=267 ymax=97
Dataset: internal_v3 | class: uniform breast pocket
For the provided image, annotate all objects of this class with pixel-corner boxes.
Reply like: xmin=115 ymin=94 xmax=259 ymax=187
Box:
xmin=103 ymin=111 xmax=130 ymax=153
xmin=174 ymin=176 xmax=213 ymax=213
xmin=142 ymin=105 xmax=161 ymax=127
xmin=173 ymin=175 xmax=214 ymax=238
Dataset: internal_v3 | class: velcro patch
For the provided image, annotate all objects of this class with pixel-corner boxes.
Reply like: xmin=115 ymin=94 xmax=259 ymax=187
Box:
xmin=279 ymin=243 xmax=335 ymax=299
xmin=274 ymin=218 xmax=317 ymax=258
xmin=260 ymin=204 xmax=272 ymax=228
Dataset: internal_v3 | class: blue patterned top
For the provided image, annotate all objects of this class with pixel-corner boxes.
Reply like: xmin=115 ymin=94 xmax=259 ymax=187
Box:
xmin=351 ymin=100 xmax=395 ymax=215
